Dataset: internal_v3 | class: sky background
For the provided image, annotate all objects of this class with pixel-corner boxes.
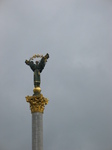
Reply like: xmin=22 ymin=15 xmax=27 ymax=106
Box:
xmin=0 ymin=0 xmax=112 ymax=150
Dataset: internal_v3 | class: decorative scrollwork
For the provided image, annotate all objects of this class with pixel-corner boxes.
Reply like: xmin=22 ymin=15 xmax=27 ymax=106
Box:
xmin=26 ymin=94 xmax=48 ymax=113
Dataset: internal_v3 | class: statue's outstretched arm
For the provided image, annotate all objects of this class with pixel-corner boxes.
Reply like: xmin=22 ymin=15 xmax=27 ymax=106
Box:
xmin=38 ymin=53 xmax=49 ymax=73
xmin=25 ymin=60 xmax=30 ymax=65
xmin=44 ymin=53 xmax=49 ymax=60
xmin=25 ymin=60 xmax=35 ymax=71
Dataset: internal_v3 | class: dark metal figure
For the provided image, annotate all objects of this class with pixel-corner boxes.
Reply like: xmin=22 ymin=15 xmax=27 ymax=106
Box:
xmin=25 ymin=53 xmax=49 ymax=88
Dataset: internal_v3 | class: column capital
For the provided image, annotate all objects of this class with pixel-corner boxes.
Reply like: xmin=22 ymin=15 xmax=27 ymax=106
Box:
xmin=26 ymin=94 xmax=48 ymax=113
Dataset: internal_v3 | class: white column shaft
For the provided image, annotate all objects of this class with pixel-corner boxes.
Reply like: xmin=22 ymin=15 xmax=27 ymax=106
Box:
xmin=32 ymin=112 xmax=43 ymax=150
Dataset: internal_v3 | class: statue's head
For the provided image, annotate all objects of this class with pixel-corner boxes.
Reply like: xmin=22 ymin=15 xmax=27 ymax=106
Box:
xmin=35 ymin=61 xmax=39 ymax=65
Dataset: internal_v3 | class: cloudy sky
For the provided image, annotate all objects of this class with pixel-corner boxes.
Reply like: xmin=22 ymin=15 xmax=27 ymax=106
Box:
xmin=0 ymin=0 xmax=112 ymax=150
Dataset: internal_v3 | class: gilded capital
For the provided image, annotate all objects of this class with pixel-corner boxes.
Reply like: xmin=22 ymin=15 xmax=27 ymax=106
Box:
xmin=26 ymin=94 xmax=48 ymax=113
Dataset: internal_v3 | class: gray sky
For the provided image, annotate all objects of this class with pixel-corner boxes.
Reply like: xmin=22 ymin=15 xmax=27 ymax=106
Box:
xmin=0 ymin=0 xmax=112 ymax=150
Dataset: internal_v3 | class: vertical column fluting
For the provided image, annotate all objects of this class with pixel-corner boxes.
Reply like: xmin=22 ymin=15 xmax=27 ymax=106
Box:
xmin=32 ymin=112 xmax=43 ymax=150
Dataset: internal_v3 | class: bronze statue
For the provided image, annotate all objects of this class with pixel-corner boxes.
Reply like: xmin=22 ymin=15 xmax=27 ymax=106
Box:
xmin=25 ymin=53 xmax=49 ymax=95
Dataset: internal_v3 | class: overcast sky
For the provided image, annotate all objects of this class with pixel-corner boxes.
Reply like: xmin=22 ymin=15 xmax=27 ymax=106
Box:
xmin=0 ymin=0 xmax=112 ymax=150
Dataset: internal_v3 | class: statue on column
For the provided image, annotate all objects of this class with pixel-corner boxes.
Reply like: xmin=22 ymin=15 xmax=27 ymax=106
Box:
xmin=25 ymin=53 xmax=49 ymax=95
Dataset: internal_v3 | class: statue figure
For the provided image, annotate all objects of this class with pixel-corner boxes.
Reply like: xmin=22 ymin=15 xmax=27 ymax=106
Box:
xmin=25 ymin=53 xmax=49 ymax=89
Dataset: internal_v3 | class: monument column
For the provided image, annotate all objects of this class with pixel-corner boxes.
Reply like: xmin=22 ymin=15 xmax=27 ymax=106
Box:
xmin=26 ymin=93 xmax=48 ymax=150
xmin=25 ymin=53 xmax=49 ymax=150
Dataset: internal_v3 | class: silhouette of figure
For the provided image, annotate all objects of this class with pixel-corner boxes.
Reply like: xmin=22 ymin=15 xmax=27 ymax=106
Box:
xmin=25 ymin=53 xmax=49 ymax=87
